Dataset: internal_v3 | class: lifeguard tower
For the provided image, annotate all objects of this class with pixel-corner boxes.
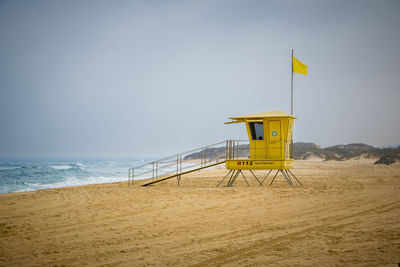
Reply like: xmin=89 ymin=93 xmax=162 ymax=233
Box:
xmin=217 ymin=110 xmax=302 ymax=187
xmin=130 ymin=110 xmax=301 ymax=187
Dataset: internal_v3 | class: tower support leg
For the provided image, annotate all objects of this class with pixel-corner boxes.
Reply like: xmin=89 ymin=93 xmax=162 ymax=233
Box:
xmin=217 ymin=170 xmax=233 ymax=187
xmin=280 ymin=170 xmax=293 ymax=185
xmin=287 ymin=169 xmax=303 ymax=185
xmin=260 ymin=169 xmax=273 ymax=186
xmin=239 ymin=170 xmax=250 ymax=187
xmin=269 ymin=170 xmax=280 ymax=186
xmin=248 ymin=170 xmax=263 ymax=187
xmin=228 ymin=170 xmax=241 ymax=186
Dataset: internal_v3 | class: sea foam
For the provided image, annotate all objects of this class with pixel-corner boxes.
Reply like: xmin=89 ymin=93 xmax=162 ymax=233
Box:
xmin=0 ymin=158 xmax=148 ymax=194
xmin=51 ymin=165 xmax=73 ymax=170
xmin=22 ymin=176 xmax=126 ymax=192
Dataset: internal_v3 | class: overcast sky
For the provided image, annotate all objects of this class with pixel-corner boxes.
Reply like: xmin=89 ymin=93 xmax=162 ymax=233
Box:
xmin=0 ymin=0 xmax=399 ymax=158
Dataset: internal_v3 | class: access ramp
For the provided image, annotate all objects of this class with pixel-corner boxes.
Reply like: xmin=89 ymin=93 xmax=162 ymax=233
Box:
xmin=128 ymin=141 xmax=231 ymax=186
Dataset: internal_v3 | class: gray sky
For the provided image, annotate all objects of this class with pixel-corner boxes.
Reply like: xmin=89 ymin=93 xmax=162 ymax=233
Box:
xmin=0 ymin=0 xmax=399 ymax=158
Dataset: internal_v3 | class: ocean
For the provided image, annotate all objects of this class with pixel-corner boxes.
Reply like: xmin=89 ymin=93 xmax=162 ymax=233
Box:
xmin=0 ymin=158 xmax=153 ymax=194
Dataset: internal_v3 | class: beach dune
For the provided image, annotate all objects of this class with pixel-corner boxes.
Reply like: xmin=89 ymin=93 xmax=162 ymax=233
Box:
xmin=0 ymin=160 xmax=399 ymax=266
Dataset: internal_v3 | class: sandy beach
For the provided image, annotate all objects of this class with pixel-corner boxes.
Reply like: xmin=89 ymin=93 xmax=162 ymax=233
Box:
xmin=1 ymin=159 xmax=399 ymax=266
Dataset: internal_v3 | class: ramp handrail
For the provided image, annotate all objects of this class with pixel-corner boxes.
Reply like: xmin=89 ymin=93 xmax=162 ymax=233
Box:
xmin=128 ymin=140 xmax=233 ymax=185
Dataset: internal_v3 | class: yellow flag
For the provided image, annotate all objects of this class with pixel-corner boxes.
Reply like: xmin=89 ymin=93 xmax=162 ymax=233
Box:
xmin=293 ymin=56 xmax=308 ymax=75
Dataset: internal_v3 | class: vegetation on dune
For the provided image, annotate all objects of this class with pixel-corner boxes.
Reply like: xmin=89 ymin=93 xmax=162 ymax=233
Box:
xmin=294 ymin=142 xmax=400 ymax=164
xmin=373 ymin=153 xmax=400 ymax=165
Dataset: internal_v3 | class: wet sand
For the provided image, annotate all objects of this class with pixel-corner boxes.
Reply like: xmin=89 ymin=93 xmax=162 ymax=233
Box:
xmin=1 ymin=160 xmax=399 ymax=266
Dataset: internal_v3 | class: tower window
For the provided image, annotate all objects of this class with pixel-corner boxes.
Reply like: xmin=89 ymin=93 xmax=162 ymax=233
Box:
xmin=249 ymin=122 xmax=264 ymax=140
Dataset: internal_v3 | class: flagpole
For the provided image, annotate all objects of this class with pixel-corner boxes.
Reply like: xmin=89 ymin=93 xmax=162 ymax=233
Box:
xmin=291 ymin=49 xmax=294 ymax=116
xmin=291 ymin=49 xmax=294 ymax=159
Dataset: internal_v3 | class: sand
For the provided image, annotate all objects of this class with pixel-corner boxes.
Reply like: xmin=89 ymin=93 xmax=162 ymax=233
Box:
xmin=1 ymin=159 xmax=400 ymax=266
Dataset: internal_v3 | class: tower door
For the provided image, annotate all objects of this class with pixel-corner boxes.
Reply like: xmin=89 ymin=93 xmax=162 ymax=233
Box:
xmin=268 ymin=120 xmax=282 ymax=159
xmin=248 ymin=122 xmax=267 ymax=160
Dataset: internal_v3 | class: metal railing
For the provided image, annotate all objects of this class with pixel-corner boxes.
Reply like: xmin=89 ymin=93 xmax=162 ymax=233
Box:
xmin=128 ymin=141 xmax=227 ymax=184
xmin=128 ymin=139 xmax=294 ymax=185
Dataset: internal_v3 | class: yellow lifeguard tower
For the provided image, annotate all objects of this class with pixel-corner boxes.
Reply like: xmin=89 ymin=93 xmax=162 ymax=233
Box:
xmin=217 ymin=110 xmax=302 ymax=187
xmin=132 ymin=110 xmax=302 ymax=187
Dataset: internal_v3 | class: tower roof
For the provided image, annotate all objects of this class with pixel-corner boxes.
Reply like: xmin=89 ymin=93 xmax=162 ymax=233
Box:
xmin=225 ymin=111 xmax=296 ymax=124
